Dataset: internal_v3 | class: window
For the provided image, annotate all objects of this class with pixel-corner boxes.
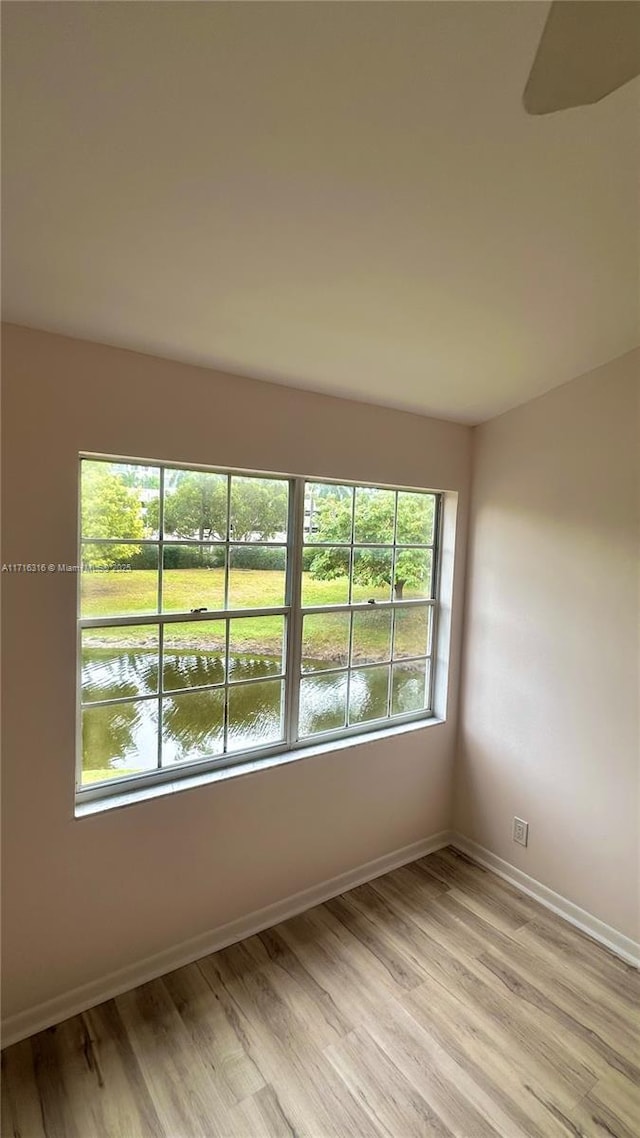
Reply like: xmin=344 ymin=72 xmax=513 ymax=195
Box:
xmin=78 ymin=457 xmax=442 ymax=801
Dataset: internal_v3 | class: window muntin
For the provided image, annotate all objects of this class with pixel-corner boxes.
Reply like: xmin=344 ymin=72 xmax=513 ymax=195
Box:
xmin=297 ymin=480 xmax=437 ymax=740
xmin=78 ymin=458 xmax=441 ymax=798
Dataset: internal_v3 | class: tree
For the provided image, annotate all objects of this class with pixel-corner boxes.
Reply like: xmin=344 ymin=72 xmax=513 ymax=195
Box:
xmin=82 ymin=463 xmax=145 ymax=568
xmin=308 ymin=489 xmax=434 ymax=599
xmin=229 ymin=478 xmax=288 ymax=541
xmin=116 ymin=465 xmax=160 ymax=490
xmin=148 ymin=473 xmax=288 ymax=542
xmin=159 ymin=472 xmax=228 ymax=540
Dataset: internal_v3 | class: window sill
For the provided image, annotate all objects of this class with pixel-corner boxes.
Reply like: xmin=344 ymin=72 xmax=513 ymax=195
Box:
xmin=74 ymin=716 xmax=445 ymax=818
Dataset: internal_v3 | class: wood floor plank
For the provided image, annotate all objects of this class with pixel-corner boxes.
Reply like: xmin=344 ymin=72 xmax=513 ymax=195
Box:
xmin=28 ymin=1028 xmax=82 ymax=1138
xmin=369 ymin=868 xmax=632 ymax=1091
xmin=416 ymin=849 xmax=538 ymax=931
xmin=42 ymin=1017 xmax=112 ymax=1138
xmin=338 ymin=878 xmax=445 ymax=976
xmin=359 ymin=993 xmax=543 ymax=1138
xmin=33 ymin=1014 xmax=163 ymax=1138
xmin=255 ymin=926 xmax=353 ymax=1044
xmin=1 ymin=1039 xmax=48 ymax=1138
xmin=279 ymin=896 xmax=553 ymax=1128
xmin=567 ymin=1084 xmax=640 ymax=1138
xmin=199 ymin=939 xmax=382 ymax=1137
xmin=477 ymin=937 xmax=639 ymax=1058
xmin=274 ymin=909 xmax=392 ymax=1029
xmin=81 ymin=1002 xmax=166 ymax=1138
xmin=585 ymin=1070 xmax=640 ymax=1136
xmin=257 ymin=921 xmax=359 ymax=1039
xmin=443 ymin=890 xmax=638 ymax=1029
xmin=115 ymin=978 xmax=232 ymax=1138
xmin=514 ymin=926 xmax=640 ymax=1032
xmin=369 ymin=862 xmax=517 ymax=964
xmin=272 ymin=901 xmax=509 ymax=1134
xmin=324 ymin=1026 xmax=458 ymax=1138
xmin=361 ymin=886 xmax=605 ymax=1096
xmin=424 ymin=886 xmax=640 ymax=1056
xmin=2 ymin=847 xmax=638 ymax=1138
xmin=229 ymin=1084 xmax=300 ymax=1138
xmin=376 ymin=860 xmax=450 ymax=904
xmin=309 ymin=897 xmax=429 ymax=999
xmin=402 ymin=975 xmax=595 ymax=1132
xmin=384 ymin=879 xmax=524 ymax=963
xmin=162 ymin=962 xmax=265 ymax=1108
xmin=323 ymin=891 xmax=428 ymax=991
xmin=477 ymin=950 xmax=640 ymax=1083
xmin=517 ymin=913 xmax=640 ymax=1003
xmin=253 ymin=924 xmax=350 ymax=1042
xmin=274 ymin=900 xmax=420 ymax=1019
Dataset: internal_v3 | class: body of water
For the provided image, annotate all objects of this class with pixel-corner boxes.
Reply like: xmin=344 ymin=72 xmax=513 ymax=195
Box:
xmin=81 ymin=648 xmax=428 ymax=782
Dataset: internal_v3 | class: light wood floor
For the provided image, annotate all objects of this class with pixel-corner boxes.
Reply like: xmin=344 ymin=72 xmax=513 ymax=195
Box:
xmin=2 ymin=847 xmax=639 ymax=1138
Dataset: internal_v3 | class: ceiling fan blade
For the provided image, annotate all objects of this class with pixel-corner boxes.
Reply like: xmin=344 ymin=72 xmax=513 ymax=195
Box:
xmin=523 ymin=1 xmax=640 ymax=115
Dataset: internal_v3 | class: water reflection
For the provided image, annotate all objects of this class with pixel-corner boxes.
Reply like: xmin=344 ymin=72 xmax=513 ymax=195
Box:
xmin=299 ymin=672 xmax=348 ymax=735
xmin=81 ymin=648 xmax=428 ymax=781
xmin=163 ymin=652 xmax=224 ymax=692
xmin=227 ymin=680 xmax=283 ymax=751
xmin=228 ymin=655 xmax=281 ymax=683
xmin=162 ymin=689 xmax=225 ymax=763
xmin=81 ymin=648 xmax=285 ymax=779
xmin=82 ymin=647 xmax=159 ymax=702
xmin=82 ymin=699 xmax=159 ymax=778
xmin=349 ymin=666 xmax=390 ymax=724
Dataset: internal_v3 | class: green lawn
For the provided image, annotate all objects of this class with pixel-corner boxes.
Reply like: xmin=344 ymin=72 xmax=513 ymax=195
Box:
xmin=82 ymin=768 xmax=137 ymax=784
xmin=80 ymin=569 xmax=431 ymax=786
xmin=82 ymin=569 xmax=429 ymax=662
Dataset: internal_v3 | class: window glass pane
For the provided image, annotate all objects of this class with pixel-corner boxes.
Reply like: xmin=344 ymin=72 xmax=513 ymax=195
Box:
xmin=81 ymin=544 xmax=158 ymax=617
xmin=354 ymin=487 xmax=395 ymax=545
xmin=348 ymin=666 xmax=390 ymax=725
xmin=162 ymin=544 xmax=225 ymax=612
xmin=351 ymin=609 xmax=392 ymax=665
xmin=394 ymin=548 xmax=433 ymax=600
xmin=77 ymin=463 xmax=440 ymax=795
xmin=302 ymin=546 xmax=350 ymax=606
xmin=227 ymin=680 xmax=284 ymax=751
xmin=301 ymin=612 xmax=350 ymax=672
xmin=82 ymin=626 xmax=159 ymax=703
xmin=228 ymin=546 xmax=286 ymax=608
xmin=81 ymin=461 xmax=160 ymax=540
xmin=393 ymin=606 xmax=430 ymax=659
xmin=229 ymin=476 xmax=289 ymax=542
xmin=351 ymin=549 xmax=392 ymax=602
xmin=228 ymin=616 xmax=285 ymax=682
xmin=396 ymin=491 xmax=435 ymax=546
xmin=161 ymin=689 xmax=225 ymax=764
xmin=163 ymin=470 xmax=228 ymax=541
xmin=299 ymin=672 xmax=348 ymax=736
xmin=304 ymin=484 xmax=353 ymax=543
xmin=81 ymin=699 xmax=158 ymax=786
xmin=391 ymin=660 xmax=429 ymax=716
xmin=163 ymin=621 xmax=226 ymax=692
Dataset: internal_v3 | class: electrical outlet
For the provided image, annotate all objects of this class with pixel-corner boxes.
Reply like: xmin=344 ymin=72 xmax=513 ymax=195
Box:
xmin=513 ymin=817 xmax=529 ymax=847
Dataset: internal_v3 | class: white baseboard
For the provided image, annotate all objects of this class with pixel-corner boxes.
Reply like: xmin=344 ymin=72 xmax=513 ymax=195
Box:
xmin=1 ymin=830 xmax=450 ymax=1049
xmin=451 ymin=832 xmax=640 ymax=969
xmin=6 ymin=828 xmax=636 ymax=1048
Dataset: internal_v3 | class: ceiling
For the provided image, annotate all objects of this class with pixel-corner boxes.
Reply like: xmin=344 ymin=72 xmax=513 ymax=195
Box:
xmin=2 ymin=1 xmax=638 ymax=424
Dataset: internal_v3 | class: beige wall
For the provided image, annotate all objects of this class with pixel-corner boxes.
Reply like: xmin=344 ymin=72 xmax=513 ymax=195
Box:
xmin=0 ymin=324 xmax=471 ymax=1019
xmin=455 ymin=350 xmax=640 ymax=941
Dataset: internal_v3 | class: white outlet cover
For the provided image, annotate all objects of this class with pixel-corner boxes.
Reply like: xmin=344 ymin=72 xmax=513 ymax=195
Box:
xmin=513 ymin=817 xmax=529 ymax=846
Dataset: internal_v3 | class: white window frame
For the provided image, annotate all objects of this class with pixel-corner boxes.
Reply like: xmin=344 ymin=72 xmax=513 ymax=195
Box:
xmin=76 ymin=455 xmax=443 ymax=806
